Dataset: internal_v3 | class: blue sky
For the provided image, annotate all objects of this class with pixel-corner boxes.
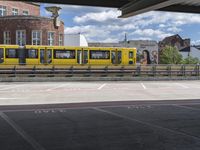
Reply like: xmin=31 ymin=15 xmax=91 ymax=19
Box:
xmin=40 ymin=3 xmax=200 ymax=44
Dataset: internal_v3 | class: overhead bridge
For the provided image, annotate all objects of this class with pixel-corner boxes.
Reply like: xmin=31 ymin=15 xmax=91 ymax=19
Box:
xmin=16 ymin=0 xmax=200 ymax=17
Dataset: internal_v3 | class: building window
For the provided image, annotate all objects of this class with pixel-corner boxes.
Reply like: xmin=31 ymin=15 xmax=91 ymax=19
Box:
xmin=32 ymin=31 xmax=41 ymax=45
xmin=59 ymin=34 xmax=63 ymax=46
xmin=16 ymin=30 xmax=26 ymax=46
xmin=4 ymin=31 xmax=11 ymax=44
xmin=12 ymin=8 xmax=18 ymax=16
xmin=48 ymin=32 xmax=54 ymax=46
xmin=23 ymin=10 xmax=29 ymax=15
xmin=0 ymin=5 xmax=6 ymax=16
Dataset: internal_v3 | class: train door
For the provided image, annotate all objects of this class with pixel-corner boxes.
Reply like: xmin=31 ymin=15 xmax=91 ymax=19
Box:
xmin=77 ymin=50 xmax=82 ymax=64
xmin=47 ymin=49 xmax=52 ymax=64
xmin=77 ymin=49 xmax=88 ymax=65
xmin=83 ymin=50 xmax=88 ymax=64
xmin=40 ymin=49 xmax=52 ymax=64
xmin=128 ymin=50 xmax=134 ymax=64
xmin=18 ymin=48 xmax=26 ymax=65
xmin=118 ymin=51 xmax=122 ymax=64
xmin=40 ymin=49 xmax=45 ymax=64
xmin=111 ymin=50 xmax=122 ymax=65
xmin=0 ymin=48 xmax=4 ymax=64
xmin=111 ymin=50 xmax=117 ymax=65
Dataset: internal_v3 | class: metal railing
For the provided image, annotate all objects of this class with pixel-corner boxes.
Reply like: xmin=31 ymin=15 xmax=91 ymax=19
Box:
xmin=0 ymin=64 xmax=199 ymax=78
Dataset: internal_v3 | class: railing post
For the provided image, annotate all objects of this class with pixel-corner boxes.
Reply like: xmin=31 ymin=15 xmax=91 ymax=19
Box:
xmin=13 ymin=65 xmax=16 ymax=77
xmin=33 ymin=65 xmax=36 ymax=76
xmin=196 ymin=64 xmax=200 ymax=78
xmin=167 ymin=65 xmax=171 ymax=77
xmin=137 ymin=65 xmax=141 ymax=76
xmin=88 ymin=65 xmax=91 ymax=76
xmin=181 ymin=64 xmax=185 ymax=77
xmin=52 ymin=65 xmax=55 ymax=75
xmin=152 ymin=64 xmax=156 ymax=77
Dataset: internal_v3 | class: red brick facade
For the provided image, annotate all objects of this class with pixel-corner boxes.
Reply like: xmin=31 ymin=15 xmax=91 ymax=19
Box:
xmin=0 ymin=16 xmax=64 ymax=46
xmin=0 ymin=1 xmax=40 ymax=16
xmin=0 ymin=1 xmax=65 ymax=46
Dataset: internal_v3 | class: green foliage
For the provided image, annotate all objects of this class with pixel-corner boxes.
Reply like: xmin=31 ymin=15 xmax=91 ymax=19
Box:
xmin=160 ymin=46 xmax=182 ymax=64
xmin=181 ymin=56 xmax=200 ymax=64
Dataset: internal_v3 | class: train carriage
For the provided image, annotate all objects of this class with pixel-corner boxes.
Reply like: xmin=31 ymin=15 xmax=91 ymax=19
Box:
xmin=0 ymin=45 xmax=137 ymax=66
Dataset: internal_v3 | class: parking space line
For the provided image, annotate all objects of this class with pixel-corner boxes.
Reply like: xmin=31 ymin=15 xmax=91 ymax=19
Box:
xmin=173 ymin=105 xmax=200 ymax=111
xmin=0 ymin=84 xmax=25 ymax=91
xmin=46 ymin=84 xmax=69 ymax=91
xmin=0 ymin=98 xmax=22 ymax=100
xmin=93 ymin=107 xmax=200 ymax=141
xmin=98 ymin=83 xmax=107 ymax=90
xmin=175 ymin=83 xmax=189 ymax=89
xmin=141 ymin=83 xmax=146 ymax=89
xmin=0 ymin=112 xmax=45 ymax=150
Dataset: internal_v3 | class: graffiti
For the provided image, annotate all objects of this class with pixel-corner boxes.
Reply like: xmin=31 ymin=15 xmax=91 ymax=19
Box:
xmin=140 ymin=50 xmax=158 ymax=65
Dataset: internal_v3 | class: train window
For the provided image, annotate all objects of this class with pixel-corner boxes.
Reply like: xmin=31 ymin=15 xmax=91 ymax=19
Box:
xmin=54 ymin=50 xmax=75 ymax=59
xmin=0 ymin=48 xmax=3 ymax=63
xmin=129 ymin=51 xmax=133 ymax=59
xmin=0 ymin=49 xmax=3 ymax=58
xmin=26 ymin=49 xmax=38 ymax=58
xmin=6 ymin=49 xmax=18 ymax=58
xmin=90 ymin=50 xmax=110 ymax=59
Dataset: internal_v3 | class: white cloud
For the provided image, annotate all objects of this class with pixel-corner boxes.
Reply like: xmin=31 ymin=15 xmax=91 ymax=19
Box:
xmin=167 ymin=26 xmax=182 ymax=33
xmin=65 ymin=25 xmax=111 ymax=42
xmin=132 ymin=29 xmax=172 ymax=39
xmin=191 ymin=40 xmax=200 ymax=45
xmin=74 ymin=9 xmax=120 ymax=23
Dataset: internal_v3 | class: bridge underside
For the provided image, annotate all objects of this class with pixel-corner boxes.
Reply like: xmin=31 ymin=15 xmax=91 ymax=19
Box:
xmin=20 ymin=0 xmax=200 ymax=17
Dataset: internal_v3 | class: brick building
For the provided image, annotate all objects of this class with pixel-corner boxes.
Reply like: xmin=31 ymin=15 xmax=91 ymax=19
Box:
xmin=159 ymin=34 xmax=190 ymax=52
xmin=0 ymin=1 xmax=64 ymax=46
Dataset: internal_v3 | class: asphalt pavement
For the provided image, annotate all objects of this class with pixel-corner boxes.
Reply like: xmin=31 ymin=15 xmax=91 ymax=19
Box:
xmin=1 ymin=100 xmax=200 ymax=150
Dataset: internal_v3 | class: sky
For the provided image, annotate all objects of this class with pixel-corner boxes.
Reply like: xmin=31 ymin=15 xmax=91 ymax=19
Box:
xmin=40 ymin=3 xmax=200 ymax=44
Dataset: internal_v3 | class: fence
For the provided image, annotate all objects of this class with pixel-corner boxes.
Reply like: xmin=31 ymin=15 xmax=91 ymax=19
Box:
xmin=0 ymin=64 xmax=199 ymax=79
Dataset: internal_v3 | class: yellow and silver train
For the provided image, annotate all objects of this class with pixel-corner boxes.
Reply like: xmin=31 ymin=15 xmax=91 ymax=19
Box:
xmin=0 ymin=45 xmax=137 ymax=66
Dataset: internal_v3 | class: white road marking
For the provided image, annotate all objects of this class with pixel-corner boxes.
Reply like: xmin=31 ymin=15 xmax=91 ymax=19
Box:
xmin=141 ymin=83 xmax=146 ymax=89
xmin=46 ymin=84 xmax=69 ymax=91
xmin=0 ymin=112 xmax=45 ymax=150
xmin=94 ymin=107 xmax=200 ymax=141
xmin=173 ymin=105 xmax=200 ymax=111
xmin=0 ymin=84 xmax=25 ymax=91
xmin=0 ymin=98 xmax=22 ymax=100
xmin=98 ymin=83 xmax=107 ymax=90
xmin=175 ymin=83 xmax=189 ymax=89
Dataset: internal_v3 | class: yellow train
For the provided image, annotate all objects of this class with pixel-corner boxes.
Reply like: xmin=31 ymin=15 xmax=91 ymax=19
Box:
xmin=0 ymin=45 xmax=137 ymax=66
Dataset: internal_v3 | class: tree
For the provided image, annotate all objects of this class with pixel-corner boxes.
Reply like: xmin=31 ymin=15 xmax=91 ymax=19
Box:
xmin=181 ymin=56 xmax=200 ymax=64
xmin=160 ymin=46 xmax=182 ymax=64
